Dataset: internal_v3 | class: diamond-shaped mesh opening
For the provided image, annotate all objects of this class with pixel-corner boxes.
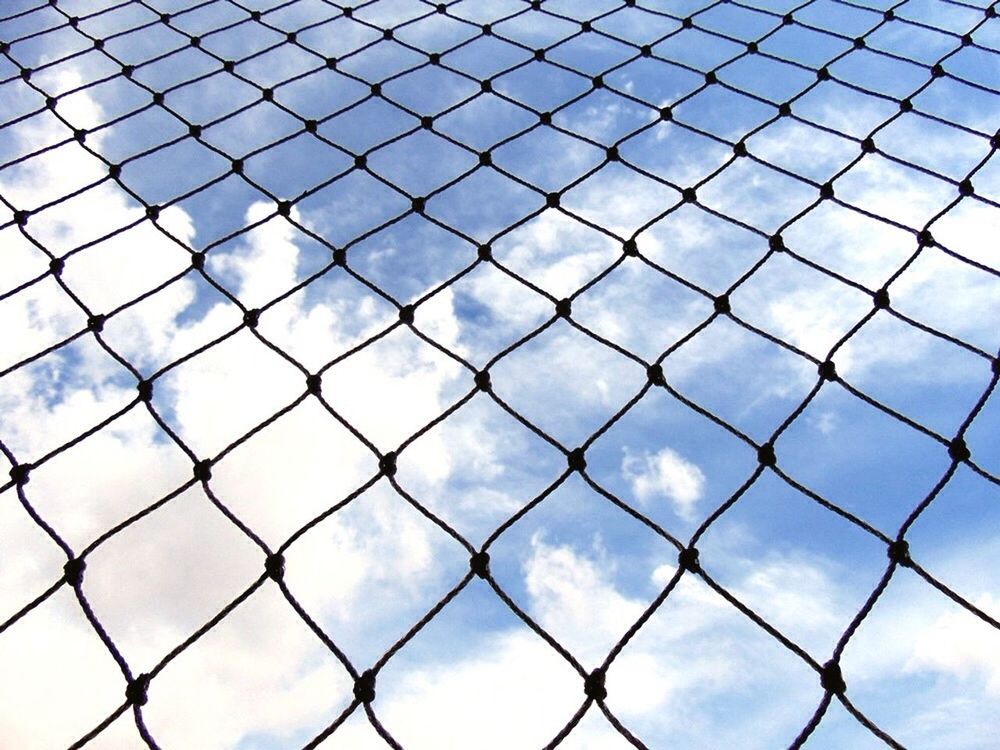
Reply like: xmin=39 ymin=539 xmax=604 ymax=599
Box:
xmin=491 ymin=319 xmax=646 ymax=446
xmin=488 ymin=476 xmax=666 ymax=659
xmin=282 ymin=479 xmax=471 ymax=666
xmin=495 ymin=60 xmax=594 ymax=111
xmin=776 ymin=384 xmax=952 ymax=531
xmin=0 ymin=589 xmax=125 ymax=748
xmin=491 ymin=209 xmax=622 ymax=296
xmin=494 ymin=125 xmax=605 ymax=192
xmin=319 ymin=325 xmax=466 ymax=448
xmin=395 ymin=393 xmax=567 ymax=540
xmin=418 ymin=260 xmax=553 ymax=366
xmin=696 ymin=471 xmax=892 ymax=656
xmin=604 ymin=570 xmax=822 ymax=748
xmin=429 ymin=166 xmax=542 ymax=240
xmin=347 ymin=212 xmax=475 ymax=302
xmin=21 ymin=406 xmax=190 ymax=550
xmin=82 ymin=486 xmax=264 ymax=665
xmin=207 ymin=398 xmax=376 ymax=544
xmin=2 ymin=0 xmax=998 ymax=747
xmin=544 ymin=31 xmax=636 ymax=76
xmin=556 ymin=88 xmax=654 ymax=144
xmin=571 ymin=258 xmax=713 ymax=361
xmin=368 ymin=128 xmax=477 ymax=194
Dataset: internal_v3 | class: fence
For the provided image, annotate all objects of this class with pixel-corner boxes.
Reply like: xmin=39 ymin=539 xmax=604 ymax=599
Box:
xmin=1 ymin=0 xmax=999 ymax=747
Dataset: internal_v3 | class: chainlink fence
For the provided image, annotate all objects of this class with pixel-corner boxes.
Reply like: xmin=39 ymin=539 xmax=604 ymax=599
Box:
xmin=1 ymin=0 xmax=999 ymax=746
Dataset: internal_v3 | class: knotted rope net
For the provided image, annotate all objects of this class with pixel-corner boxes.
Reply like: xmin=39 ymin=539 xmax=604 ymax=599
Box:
xmin=1 ymin=0 xmax=998 ymax=747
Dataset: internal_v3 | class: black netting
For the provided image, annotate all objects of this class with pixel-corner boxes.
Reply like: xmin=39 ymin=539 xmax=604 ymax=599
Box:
xmin=1 ymin=0 xmax=998 ymax=747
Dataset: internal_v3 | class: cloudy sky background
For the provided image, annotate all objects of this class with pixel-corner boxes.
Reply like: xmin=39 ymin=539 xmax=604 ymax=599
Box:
xmin=1 ymin=0 xmax=999 ymax=748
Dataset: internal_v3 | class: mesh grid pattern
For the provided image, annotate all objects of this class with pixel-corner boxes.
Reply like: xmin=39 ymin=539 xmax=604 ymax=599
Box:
xmin=1 ymin=0 xmax=999 ymax=746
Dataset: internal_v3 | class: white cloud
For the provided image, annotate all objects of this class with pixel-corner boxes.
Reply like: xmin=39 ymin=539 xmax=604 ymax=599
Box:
xmin=491 ymin=209 xmax=621 ymax=300
xmin=712 ymin=110 xmax=999 ymax=385
xmin=2 ymin=21 xmax=998 ymax=750
xmin=906 ymin=593 xmax=1000 ymax=695
xmin=524 ymin=533 xmax=644 ymax=664
xmin=0 ymin=590 xmax=128 ymax=749
xmin=0 ymin=73 xmax=468 ymax=748
xmin=841 ymin=572 xmax=1000 ymax=748
xmin=622 ymin=445 xmax=706 ymax=520
xmin=321 ymin=627 xmax=584 ymax=750
xmin=326 ymin=535 xmax=1000 ymax=749
xmin=330 ymin=536 xmax=824 ymax=749
xmin=451 ymin=103 xmax=996 ymax=444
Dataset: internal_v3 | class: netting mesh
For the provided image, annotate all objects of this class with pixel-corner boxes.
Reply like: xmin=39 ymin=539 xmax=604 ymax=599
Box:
xmin=1 ymin=0 xmax=999 ymax=746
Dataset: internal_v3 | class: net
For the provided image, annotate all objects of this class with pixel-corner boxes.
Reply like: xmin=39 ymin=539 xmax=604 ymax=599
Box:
xmin=1 ymin=0 xmax=998 ymax=747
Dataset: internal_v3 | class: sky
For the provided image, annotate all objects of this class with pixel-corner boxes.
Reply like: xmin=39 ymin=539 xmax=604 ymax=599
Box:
xmin=0 ymin=0 xmax=998 ymax=748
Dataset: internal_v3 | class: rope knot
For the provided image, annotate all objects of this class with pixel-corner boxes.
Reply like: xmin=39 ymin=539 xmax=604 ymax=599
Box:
xmin=354 ymin=670 xmax=376 ymax=703
xmin=678 ymin=546 xmax=700 ymax=573
xmin=193 ymin=459 xmax=213 ymax=482
xmin=947 ymin=437 xmax=970 ymax=463
xmin=567 ymin=448 xmax=587 ymax=473
xmin=647 ymin=363 xmax=665 ymax=386
xmin=137 ymin=380 xmax=154 ymax=403
xmin=9 ymin=463 xmax=31 ymax=486
xmin=887 ymin=539 xmax=911 ymax=567
xmin=757 ymin=443 xmax=776 ymax=467
xmin=584 ymin=669 xmax=607 ymax=701
xmin=126 ymin=674 xmax=150 ymax=706
xmin=820 ymin=660 xmax=846 ymax=694
xmin=818 ymin=360 xmax=837 ymax=382
xmin=470 ymin=551 xmax=490 ymax=578
xmin=64 ymin=557 xmax=86 ymax=587
xmin=265 ymin=553 xmax=285 ymax=582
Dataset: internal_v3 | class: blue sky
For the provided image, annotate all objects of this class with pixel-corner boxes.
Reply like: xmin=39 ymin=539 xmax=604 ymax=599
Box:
xmin=0 ymin=0 xmax=999 ymax=748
